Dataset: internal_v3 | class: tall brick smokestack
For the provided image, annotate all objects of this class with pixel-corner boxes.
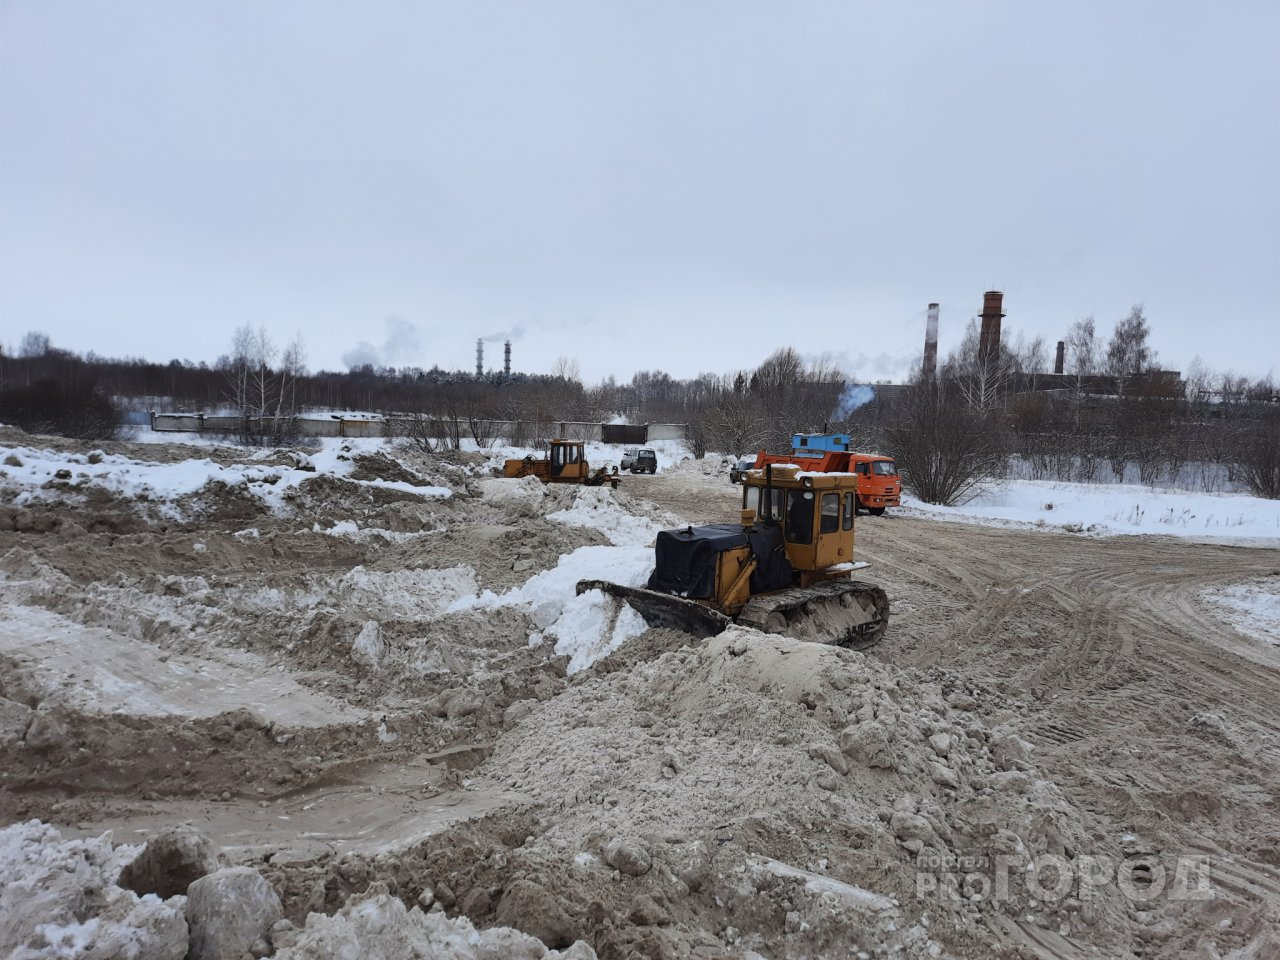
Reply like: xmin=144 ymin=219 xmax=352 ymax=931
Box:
xmin=1054 ymin=340 xmax=1065 ymax=375
xmin=476 ymin=339 xmax=484 ymax=377
xmin=504 ymin=339 xmax=512 ymax=377
xmin=978 ymin=291 xmax=1004 ymax=364
xmin=922 ymin=303 xmax=940 ymax=380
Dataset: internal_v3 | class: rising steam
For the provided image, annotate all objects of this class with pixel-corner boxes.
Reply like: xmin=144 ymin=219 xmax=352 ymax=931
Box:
xmin=832 ymin=383 xmax=876 ymax=420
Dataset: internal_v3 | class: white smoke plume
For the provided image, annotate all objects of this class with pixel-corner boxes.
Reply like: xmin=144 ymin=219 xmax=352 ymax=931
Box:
xmin=832 ymin=383 xmax=876 ymax=420
xmin=480 ymin=323 xmax=526 ymax=343
xmin=343 ymin=317 xmax=423 ymax=370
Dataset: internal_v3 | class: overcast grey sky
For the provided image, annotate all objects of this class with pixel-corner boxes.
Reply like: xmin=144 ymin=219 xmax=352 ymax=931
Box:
xmin=2 ymin=1 xmax=1277 ymax=384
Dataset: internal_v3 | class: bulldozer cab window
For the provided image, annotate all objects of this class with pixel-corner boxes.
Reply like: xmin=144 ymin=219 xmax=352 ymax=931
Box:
xmin=745 ymin=486 xmax=784 ymax=523
xmin=567 ymin=445 xmax=581 ymax=464
xmin=785 ymin=491 xmax=814 ymax=544
xmin=843 ymin=492 xmax=855 ymax=530
xmin=767 ymin=488 xmax=784 ymax=522
xmin=820 ymin=493 xmax=840 ymax=534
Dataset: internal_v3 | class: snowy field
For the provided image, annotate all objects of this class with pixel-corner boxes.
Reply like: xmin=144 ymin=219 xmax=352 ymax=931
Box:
xmin=902 ymin=478 xmax=1280 ymax=544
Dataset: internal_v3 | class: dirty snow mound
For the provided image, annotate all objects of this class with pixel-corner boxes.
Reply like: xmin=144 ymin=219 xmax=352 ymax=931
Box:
xmin=480 ymin=627 xmax=1139 ymax=957
xmin=0 ymin=439 xmax=452 ymax=521
xmin=1204 ymin=575 xmax=1280 ymax=645
xmin=0 ymin=820 xmax=188 ymax=960
xmin=476 ymin=475 xmax=548 ymax=515
xmin=336 ymin=565 xmax=479 ymax=619
xmin=273 ymin=882 xmax=596 ymax=959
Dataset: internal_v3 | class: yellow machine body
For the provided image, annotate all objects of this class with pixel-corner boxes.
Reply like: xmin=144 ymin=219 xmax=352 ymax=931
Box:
xmin=740 ymin=465 xmax=859 ymax=585
xmin=501 ymin=439 xmax=619 ymax=487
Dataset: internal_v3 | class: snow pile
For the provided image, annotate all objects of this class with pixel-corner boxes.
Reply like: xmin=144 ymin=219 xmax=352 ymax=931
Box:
xmin=0 ymin=439 xmax=451 ymax=519
xmin=904 ymin=478 xmax=1280 ymax=542
xmin=476 ymin=475 xmax=548 ymax=515
xmin=482 ymin=627 xmax=1114 ymax=958
xmin=0 ymin=820 xmax=188 ymax=960
xmin=273 ymin=883 xmax=596 ymax=959
xmin=548 ymin=488 xmax=663 ymax=546
xmin=1204 ymin=576 xmax=1280 ymax=645
xmin=313 ymin=519 xmax=442 ymax=543
xmin=0 ymin=823 xmax=595 ymax=960
xmin=664 ymin=454 xmax=741 ymax=478
xmin=449 ymin=545 xmax=653 ymax=673
xmin=336 ymin=565 xmax=479 ymax=620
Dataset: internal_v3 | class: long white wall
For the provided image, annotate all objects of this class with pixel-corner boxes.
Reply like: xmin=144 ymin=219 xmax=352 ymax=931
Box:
xmin=147 ymin=413 xmax=685 ymax=444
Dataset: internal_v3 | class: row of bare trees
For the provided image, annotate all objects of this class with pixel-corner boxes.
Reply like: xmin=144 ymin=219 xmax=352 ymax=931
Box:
xmin=910 ymin=304 xmax=1280 ymax=501
xmin=3 ymin=313 xmax=1277 ymax=501
xmin=221 ymin=325 xmax=308 ymax=445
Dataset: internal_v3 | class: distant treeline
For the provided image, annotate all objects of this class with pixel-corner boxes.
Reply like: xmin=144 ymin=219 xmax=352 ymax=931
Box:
xmin=1 ymin=313 xmax=1277 ymax=501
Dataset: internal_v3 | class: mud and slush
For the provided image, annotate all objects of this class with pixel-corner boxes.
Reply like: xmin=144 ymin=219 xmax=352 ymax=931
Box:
xmin=1 ymin=434 xmax=1278 ymax=958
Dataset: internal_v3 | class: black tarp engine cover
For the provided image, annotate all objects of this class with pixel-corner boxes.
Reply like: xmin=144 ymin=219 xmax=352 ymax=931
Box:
xmin=647 ymin=522 xmax=792 ymax=599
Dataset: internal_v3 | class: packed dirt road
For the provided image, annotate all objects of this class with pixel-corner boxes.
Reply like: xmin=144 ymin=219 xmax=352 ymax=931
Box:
xmin=621 ymin=473 xmax=1280 ymax=958
xmin=2 ymin=436 xmax=1278 ymax=959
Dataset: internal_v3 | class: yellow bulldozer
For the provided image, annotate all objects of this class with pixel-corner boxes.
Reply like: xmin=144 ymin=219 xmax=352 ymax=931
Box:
xmin=579 ymin=462 xmax=889 ymax=649
xmin=501 ymin=439 xmax=620 ymax=489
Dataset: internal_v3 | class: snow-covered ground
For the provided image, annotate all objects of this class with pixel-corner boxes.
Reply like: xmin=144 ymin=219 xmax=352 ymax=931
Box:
xmin=1 ymin=435 xmax=687 ymax=678
xmin=0 ymin=438 xmax=451 ymax=517
xmin=122 ymin=426 xmax=241 ymax=448
xmin=0 ymin=602 xmax=371 ymax=724
xmin=903 ymin=478 xmax=1280 ymax=543
xmin=1203 ymin=578 xmax=1280 ymax=646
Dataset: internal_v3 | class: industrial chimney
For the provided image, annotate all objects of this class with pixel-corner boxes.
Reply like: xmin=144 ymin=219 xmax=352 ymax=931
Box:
xmin=922 ymin=303 xmax=940 ymax=380
xmin=978 ymin=291 xmax=1004 ymax=364
xmin=504 ymin=339 xmax=512 ymax=377
xmin=1054 ymin=340 xmax=1066 ymax=375
xmin=475 ymin=339 xmax=484 ymax=377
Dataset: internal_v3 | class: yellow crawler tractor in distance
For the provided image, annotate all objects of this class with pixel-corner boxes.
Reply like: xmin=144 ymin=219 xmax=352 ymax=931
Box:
xmin=579 ymin=463 xmax=889 ymax=649
xmin=502 ymin=439 xmax=620 ymax=489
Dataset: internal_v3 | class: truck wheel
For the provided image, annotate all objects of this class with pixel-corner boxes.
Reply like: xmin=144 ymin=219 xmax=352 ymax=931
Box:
xmin=868 ymin=507 xmax=886 ymax=516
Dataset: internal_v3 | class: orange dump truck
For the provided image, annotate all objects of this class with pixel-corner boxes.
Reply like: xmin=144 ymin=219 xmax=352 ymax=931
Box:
xmin=753 ymin=433 xmax=900 ymax=515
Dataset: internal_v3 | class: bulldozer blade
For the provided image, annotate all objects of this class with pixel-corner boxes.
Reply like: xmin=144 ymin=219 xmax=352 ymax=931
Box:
xmin=584 ymin=467 xmax=621 ymax=489
xmin=576 ymin=580 xmax=732 ymax=638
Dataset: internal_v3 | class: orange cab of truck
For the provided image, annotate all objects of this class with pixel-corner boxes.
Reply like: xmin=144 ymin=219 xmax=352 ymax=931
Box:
xmin=847 ymin=452 xmax=901 ymax=516
xmin=751 ymin=433 xmax=901 ymax=516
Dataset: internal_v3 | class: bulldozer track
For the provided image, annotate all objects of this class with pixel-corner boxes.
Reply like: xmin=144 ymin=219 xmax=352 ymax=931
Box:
xmin=734 ymin=579 xmax=890 ymax=650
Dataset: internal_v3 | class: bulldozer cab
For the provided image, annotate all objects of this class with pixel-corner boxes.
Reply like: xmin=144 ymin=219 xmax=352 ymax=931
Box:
xmin=742 ymin=467 xmax=858 ymax=575
xmin=548 ymin=439 xmax=587 ymax=480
